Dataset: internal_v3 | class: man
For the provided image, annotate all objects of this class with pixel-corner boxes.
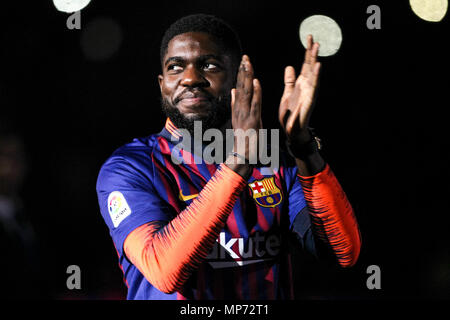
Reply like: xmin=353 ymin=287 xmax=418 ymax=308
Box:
xmin=96 ymin=14 xmax=361 ymax=300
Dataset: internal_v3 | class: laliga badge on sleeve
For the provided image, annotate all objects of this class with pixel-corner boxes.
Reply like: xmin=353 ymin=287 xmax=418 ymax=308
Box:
xmin=107 ymin=191 xmax=132 ymax=228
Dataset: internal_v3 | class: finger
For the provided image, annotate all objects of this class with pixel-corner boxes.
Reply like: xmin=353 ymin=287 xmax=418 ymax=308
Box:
xmin=235 ymin=55 xmax=254 ymax=111
xmin=282 ymin=66 xmax=296 ymax=99
xmin=314 ymin=61 xmax=321 ymax=75
xmin=236 ymin=56 xmax=246 ymax=90
xmin=300 ymin=35 xmax=315 ymax=75
xmin=240 ymin=55 xmax=254 ymax=103
xmin=251 ymin=78 xmax=262 ymax=119
xmin=284 ymin=66 xmax=296 ymax=86
xmin=236 ymin=55 xmax=253 ymax=88
xmin=304 ymin=34 xmax=313 ymax=65
xmin=310 ymin=42 xmax=319 ymax=66
xmin=311 ymin=62 xmax=321 ymax=87
xmin=307 ymin=34 xmax=313 ymax=50
xmin=304 ymin=61 xmax=321 ymax=88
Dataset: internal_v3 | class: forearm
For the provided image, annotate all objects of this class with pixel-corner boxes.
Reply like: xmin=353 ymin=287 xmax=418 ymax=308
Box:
xmin=124 ymin=163 xmax=247 ymax=293
xmin=297 ymin=164 xmax=361 ymax=267
xmin=288 ymin=127 xmax=326 ymax=176
xmin=295 ymin=151 xmax=326 ymax=176
xmin=224 ymin=155 xmax=253 ymax=179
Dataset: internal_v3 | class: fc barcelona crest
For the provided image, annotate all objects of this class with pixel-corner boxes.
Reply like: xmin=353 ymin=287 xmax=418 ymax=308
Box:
xmin=248 ymin=177 xmax=282 ymax=208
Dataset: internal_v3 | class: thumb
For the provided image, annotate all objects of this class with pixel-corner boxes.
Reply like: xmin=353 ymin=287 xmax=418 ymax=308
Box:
xmin=282 ymin=66 xmax=296 ymax=99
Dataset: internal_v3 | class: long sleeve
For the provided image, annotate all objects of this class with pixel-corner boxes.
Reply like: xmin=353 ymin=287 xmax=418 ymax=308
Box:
xmin=123 ymin=164 xmax=247 ymax=294
xmin=297 ymin=164 xmax=361 ymax=268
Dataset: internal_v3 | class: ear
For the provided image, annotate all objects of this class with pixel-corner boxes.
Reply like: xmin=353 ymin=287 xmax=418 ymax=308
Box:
xmin=158 ymin=74 xmax=164 ymax=92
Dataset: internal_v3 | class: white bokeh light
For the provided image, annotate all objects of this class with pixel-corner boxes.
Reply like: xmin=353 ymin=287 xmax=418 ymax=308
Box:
xmin=299 ymin=15 xmax=343 ymax=57
xmin=53 ymin=0 xmax=91 ymax=13
xmin=410 ymin=0 xmax=448 ymax=22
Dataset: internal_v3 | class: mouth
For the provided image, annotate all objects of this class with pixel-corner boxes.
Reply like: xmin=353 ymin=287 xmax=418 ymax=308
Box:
xmin=176 ymin=93 xmax=212 ymax=113
xmin=178 ymin=101 xmax=210 ymax=117
xmin=181 ymin=97 xmax=209 ymax=104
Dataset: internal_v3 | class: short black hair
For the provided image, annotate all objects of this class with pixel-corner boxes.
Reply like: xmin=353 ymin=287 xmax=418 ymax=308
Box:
xmin=160 ymin=14 xmax=242 ymax=67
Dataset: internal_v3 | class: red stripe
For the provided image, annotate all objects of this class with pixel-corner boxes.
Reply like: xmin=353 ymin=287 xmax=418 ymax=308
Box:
xmin=175 ymin=161 xmax=199 ymax=198
xmin=279 ymin=166 xmax=285 ymax=180
xmin=252 ymin=169 xmax=264 ymax=180
xmin=273 ymin=176 xmax=282 ymax=225
xmin=180 ymin=149 xmax=208 ymax=184
xmin=249 ymin=171 xmax=270 ymax=233
xmin=255 ymin=203 xmax=270 ymax=232
xmin=205 ymin=162 xmax=217 ymax=178
xmin=158 ymin=138 xmax=183 ymax=186
xmin=159 ymin=136 xmax=206 ymax=197
xmin=181 ymin=148 xmax=192 ymax=165
xmin=154 ymin=138 xmax=181 ymax=211
xmin=226 ymin=210 xmax=240 ymax=238
xmin=153 ymin=158 xmax=180 ymax=212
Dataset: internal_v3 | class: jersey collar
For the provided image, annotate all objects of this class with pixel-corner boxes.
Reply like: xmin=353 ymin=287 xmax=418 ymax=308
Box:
xmin=159 ymin=117 xmax=183 ymax=142
xmin=164 ymin=118 xmax=182 ymax=140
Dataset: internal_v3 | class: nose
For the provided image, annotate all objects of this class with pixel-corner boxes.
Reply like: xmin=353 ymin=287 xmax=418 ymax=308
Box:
xmin=180 ymin=65 xmax=209 ymax=88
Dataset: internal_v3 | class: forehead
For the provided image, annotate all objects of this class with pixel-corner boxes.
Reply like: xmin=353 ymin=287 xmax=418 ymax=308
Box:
xmin=165 ymin=32 xmax=224 ymax=60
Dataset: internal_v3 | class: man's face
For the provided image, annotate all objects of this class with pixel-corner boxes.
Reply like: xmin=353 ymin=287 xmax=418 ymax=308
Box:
xmin=158 ymin=32 xmax=235 ymax=134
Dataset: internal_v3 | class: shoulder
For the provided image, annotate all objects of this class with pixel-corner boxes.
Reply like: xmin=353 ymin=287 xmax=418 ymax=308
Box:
xmin=96 ymin=134 xmax=161 ymax=190
xmin=112 ymin=134 xmax=159 ymax=164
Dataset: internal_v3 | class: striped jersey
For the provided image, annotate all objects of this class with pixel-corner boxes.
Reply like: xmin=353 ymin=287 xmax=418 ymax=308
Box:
xmin=96 ymin=119 xmax=314 ymax=300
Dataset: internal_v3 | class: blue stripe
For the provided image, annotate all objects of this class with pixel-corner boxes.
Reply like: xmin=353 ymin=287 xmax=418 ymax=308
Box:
xmin=231 ymin=198 xmax=249 ymax=239
xmin=183 ymin=164 xmax=204 ymax=192
xmin=196 ymin=162 xmax=215 ymax=181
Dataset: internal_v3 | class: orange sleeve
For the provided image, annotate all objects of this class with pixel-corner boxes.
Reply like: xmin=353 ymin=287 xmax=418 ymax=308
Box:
xmin=298 ymin=164 xmax=361 ymax=268
xmin=123 ymin=164 xmax=247 ymax=294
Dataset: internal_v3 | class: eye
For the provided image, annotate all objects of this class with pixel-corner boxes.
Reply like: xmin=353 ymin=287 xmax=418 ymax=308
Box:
xmin=167 ymin=64 xmax=183 ymax=72
xmin=203 ymin=63 xmax=220 ymax=71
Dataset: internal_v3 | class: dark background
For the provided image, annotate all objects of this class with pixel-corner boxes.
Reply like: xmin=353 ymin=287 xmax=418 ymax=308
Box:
xmin=0 ymin=0 xmax=449 ymax=299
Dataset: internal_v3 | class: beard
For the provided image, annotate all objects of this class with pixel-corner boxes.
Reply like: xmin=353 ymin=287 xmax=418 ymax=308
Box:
xmin=161 ymin=91 xmax=231 ymax=136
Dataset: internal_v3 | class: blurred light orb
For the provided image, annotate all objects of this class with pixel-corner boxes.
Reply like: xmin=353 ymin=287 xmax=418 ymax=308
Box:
xmin=410 ymin=0 xmax=448 ymax=22
xmin=53 ymin=0 xmax=91 ymax=13
xmin=80 ymin=17 xmax=123 ymax=61
xmin=299 ymin=15 xmax=343 ymax=57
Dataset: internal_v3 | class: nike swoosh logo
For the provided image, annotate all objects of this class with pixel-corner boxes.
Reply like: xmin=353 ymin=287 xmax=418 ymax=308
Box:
xmin=178 ymin=190 xmax=199 ymax=202
xmin=208 ymin=259 xmax=272 ymax=269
